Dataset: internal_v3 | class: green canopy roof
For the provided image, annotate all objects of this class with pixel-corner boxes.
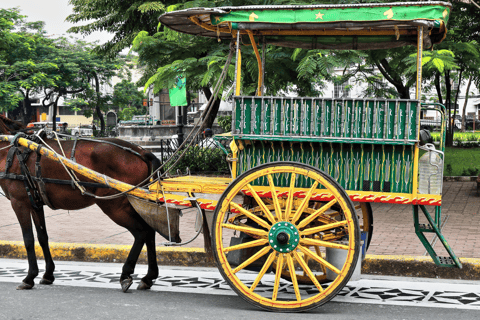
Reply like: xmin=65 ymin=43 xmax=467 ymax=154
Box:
xmin=159 ymin=2 xmax=451 ymax=50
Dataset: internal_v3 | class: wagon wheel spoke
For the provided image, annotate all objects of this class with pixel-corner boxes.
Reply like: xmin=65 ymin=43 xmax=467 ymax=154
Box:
xmin=300 ymin=238 xmax=349 ymax=250
xmin=223 ymin=239 xmax=268 ymax=253
xmin=250 ymin=251 xmax=276 ymax=292
xmin=230 ymin=202 xmax=271 ymax=230
xmin=246 ymin=184 xmax=276 ymax=224
xmin=267 ymin=174 xmax=282 ymax=221
xmin=297 ymin=245 xmax=341 ymax=274
xmin=272 ymin=253 xmax=284 ymax=301
xmin=286 ymin=254 xmax=301 ymax=301
xmin=290 ymin=181 xmax=319 ymax=224
xmin=232 ymin=246 xmax=271 ymax=274
xmin=283 ymin=173 xmax=296 ymax=221
xmin=292 ymin=250 xmax=324 ymax=292
xmin=221 ymin=223 xmax=268 ymax=237
xmin=301 ymin=220 xmax=348 ymax=236
xmin=297 ymin=199 xmax=337 ymax=229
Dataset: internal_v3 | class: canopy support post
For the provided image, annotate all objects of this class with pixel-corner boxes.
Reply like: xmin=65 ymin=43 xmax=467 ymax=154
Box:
xmin=247 ymin=31 xmax=263 ymax=96
xmin=261 ymin=36 xmax=266 ymax=96
xmin=415 ymin=26 xmax=423 ymax=101
xmin=235 ymin=31 xmax=242 ymax=96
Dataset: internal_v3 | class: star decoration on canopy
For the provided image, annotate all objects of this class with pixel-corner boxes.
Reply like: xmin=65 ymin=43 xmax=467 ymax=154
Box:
xmin=315 ymin=11 xmax=324 ymax=20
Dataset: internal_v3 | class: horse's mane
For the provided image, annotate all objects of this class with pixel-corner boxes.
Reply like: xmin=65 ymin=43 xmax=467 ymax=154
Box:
xmin=0 ymin=115 xmax=26 ymax=134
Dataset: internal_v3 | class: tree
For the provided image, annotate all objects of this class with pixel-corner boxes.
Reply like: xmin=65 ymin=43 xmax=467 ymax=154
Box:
xmin=0 ymin=8 xmax=58 ymax=124
xmin=113 ymin=78 xmax=146 ymax=121
xmin=40 ymin=38 xmax=122 ymax=132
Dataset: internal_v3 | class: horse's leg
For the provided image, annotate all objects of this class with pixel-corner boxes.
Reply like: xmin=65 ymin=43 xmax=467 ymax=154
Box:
xmin=137 ymin=227 xmax=158 ymax=290
xmin=31 ymin=206 xmax=55 ymax=285
xmin=11 ymin=201 xmax=38 ymax=290
xmin=96 ymin=200 xmax=153 ymax=293
xmin=119 ymin=227 xmax=148 ymax=292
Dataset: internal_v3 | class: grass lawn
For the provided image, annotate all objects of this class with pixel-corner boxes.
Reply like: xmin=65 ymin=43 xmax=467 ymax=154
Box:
xmin=431 ymin=131 xmax=480 ymax=142
xmin=444 ymin=147 xmax=480 ymax=176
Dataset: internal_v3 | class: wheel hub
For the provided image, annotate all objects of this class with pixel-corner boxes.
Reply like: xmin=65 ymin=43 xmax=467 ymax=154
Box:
xmin=268 ymin=221 xmax=300 ymax=253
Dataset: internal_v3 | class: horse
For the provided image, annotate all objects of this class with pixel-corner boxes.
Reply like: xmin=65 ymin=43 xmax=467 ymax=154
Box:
xmin=0 ymin=131 xmax=179 ymax=292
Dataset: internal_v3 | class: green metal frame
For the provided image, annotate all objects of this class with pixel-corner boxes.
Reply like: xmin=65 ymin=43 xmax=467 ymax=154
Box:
xmin=412 ymin=103 xmax=460 ymax=268
xmin=413 ymin=205 xmax=461 ymax=268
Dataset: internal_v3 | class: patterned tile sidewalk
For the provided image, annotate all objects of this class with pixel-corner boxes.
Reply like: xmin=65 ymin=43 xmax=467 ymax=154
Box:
xmin=0 ymin=181 xmax=479 ymax=258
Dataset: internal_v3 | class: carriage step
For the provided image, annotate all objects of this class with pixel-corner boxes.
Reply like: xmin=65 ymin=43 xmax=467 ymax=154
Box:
xmin=437 ymin=256 xmax=456 ymax=266
xmin=419 ymin=223 xmax=434 ymax=232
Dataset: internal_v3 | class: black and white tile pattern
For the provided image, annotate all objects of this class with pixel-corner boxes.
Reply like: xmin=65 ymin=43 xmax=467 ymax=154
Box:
xmin=1 ymin=259 xmax=479 ymax=310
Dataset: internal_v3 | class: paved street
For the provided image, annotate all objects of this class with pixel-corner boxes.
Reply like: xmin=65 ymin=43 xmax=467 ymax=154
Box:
xmin=1 ymin=259 xmax=479 ymax=319
xmin=1 ymin=181 xmax=479 ymax=258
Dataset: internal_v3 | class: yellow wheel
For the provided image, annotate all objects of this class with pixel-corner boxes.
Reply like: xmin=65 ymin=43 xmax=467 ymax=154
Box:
xmin=212 ymin=162 xmax=360 ymax=312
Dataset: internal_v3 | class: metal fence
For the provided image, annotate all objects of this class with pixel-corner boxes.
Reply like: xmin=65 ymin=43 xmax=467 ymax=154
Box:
xmin=147 ymin=136 xmax=231 ymax=175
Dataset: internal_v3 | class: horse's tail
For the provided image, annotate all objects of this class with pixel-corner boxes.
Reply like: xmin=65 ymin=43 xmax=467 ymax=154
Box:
xmin=143 ymin=152 xmax=162 ymax=177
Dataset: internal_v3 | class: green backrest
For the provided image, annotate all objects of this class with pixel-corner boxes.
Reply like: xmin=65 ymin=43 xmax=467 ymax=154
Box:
xmin=233 ymin=96 xmax=419 ymax=145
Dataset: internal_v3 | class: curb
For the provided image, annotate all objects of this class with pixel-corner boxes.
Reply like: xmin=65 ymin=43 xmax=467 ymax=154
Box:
xmin=2 ymin=241 xmax=480 ymax=280
xmin=443 ymin=176 xmax=478 ymax=182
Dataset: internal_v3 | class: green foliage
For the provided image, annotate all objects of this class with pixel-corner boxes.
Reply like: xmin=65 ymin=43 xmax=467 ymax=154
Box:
xmin=165 ymin=146 xmax=229 ymax=174
xmin=431 ymin=132 xmax=480 ymax=143
xmin=217 ymin=115 xmax=232 ymax=132
xmin=112 ymin=79 xmax=146 ymax=120
xmin=0 ymin=9 xmax=59 ymax=112
xmin=444 ymin=147 xmax=480 ymax=176
xmin=118 ymin=107 xmax=145 ymax=121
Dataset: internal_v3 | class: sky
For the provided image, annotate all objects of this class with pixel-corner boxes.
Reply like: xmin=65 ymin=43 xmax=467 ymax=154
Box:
xmin=2 ymin=0 xmax=112 ymax=44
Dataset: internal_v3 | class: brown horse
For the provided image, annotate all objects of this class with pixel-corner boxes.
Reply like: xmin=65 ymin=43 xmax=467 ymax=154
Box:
xmin=0 ymin=133 xmax=175 ymax=291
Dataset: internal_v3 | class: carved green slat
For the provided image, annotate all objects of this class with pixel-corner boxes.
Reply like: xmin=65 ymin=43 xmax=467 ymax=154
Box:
xmin=274 ymin=98 xmax=282 ymax=135
xmin=263 ymin=98 xmax=272 ymax=135
xmin=254 ymin=98 xmax=262 ymax=135
xmin=303 ymin=98 xmax=312 ymax=136
xmin=324 ymin=99 xmax=332 ymax=137
xmin=235 ymin=98 xmax=242 ymax=133
xmin=243 ymin=98 xmax=252 ymax=134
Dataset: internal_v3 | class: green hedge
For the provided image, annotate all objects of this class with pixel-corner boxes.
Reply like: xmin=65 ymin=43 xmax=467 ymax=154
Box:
xmin=165 ymin=146 xmax=229 ymax=174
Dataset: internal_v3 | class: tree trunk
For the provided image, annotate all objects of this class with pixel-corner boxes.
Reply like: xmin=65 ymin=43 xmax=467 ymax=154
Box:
xmin=461 ymin=76 xmax=473 ymax=132
xmin=445 ymin=71 xmax=454 ymax=147
xmin=20 ymin=89 xmax=31 ymax=125
xmin=375 ymin=59 xmax=410 ymax=99
xmin=93 ymin=72 xmax=105 ymax=133
xmin=201 ymin=87 xmax=220 ymax=130
xmin=434 ymin=73 xmax=443 ymax=104
xmin=52 ymin=95 xmax=60 ymax=132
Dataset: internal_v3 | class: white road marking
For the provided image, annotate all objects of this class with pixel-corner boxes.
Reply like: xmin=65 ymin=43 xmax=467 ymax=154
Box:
xmin=1 ymin=259 xmax=480 ymax=310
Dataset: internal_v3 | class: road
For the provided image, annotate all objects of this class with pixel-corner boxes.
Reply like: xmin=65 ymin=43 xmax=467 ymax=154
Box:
xmin=1 ymin=259 xmax=480 ymax=320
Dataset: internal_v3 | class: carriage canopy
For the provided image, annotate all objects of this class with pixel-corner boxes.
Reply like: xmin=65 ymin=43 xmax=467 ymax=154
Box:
xmin=159 ymin=2 xmax=452 ymax=50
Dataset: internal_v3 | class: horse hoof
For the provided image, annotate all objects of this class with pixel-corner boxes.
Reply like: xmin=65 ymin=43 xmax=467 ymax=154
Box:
xmin=40 ymin=278 xmax=54 ymax=285
xmin=121 ymin=278 xmax=133 ymax=293
xmin=16 ymin=282 xmax=34 ymax=290
xmin=137 ymin=280 xmax=151 ymax=290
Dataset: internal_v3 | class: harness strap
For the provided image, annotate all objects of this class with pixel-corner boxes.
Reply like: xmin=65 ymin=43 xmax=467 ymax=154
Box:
xmin=34 ymin=151 xmax=56 ymax=210
xmin=0 ymin=172 xmax=27 ymax=180
xmin=71 ymin=136 xmax=79 ymax=162
xmin=14 ymin=147 xmax=42 ymax=211
xmin=5 ymin=147 xmax=16 ymax=172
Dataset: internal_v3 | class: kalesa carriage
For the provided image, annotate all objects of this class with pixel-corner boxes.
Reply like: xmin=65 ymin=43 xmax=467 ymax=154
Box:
xmin=0 ymin=1 xmax=460 ymax=312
